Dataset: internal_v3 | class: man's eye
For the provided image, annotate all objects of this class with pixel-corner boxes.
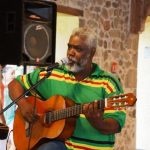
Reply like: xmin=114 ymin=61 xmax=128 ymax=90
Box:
xmin=67 ymin=44 xmax=71 ymax=49
xmin=67 ymin=44 xmax=83 ymax=52
xmin=75 ymin=46 xmax=82 ymax=52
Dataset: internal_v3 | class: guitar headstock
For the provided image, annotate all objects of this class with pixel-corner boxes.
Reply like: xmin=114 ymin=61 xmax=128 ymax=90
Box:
xmin=106 ymin=93 xmax=137 ymax=110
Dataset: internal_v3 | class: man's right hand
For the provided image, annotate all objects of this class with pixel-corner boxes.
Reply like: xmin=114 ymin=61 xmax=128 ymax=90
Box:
xmin=8 ymin=79 xmax=39 ymax=123
xmin=18 ymin=99 xmax=39 ymax=123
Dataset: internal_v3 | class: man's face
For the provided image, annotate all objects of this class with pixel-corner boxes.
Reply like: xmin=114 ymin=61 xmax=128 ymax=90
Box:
xmin=66 ymin=35 xmax=92 ymax=73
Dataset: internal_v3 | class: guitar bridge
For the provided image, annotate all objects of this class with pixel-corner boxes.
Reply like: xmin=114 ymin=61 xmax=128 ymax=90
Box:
xmin=25 ymin=122 xmax=31 ymax=137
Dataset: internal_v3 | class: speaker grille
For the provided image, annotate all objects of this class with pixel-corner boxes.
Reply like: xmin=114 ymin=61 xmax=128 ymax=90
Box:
xmin=22 ymin=0 xmax=56 ymax=65
xmin=24 ymin=23 xmax=52 ymax=61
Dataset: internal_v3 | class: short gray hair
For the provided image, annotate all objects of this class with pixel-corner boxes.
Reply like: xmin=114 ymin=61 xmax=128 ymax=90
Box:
xmin=70 ymin=27 xmax=97 ymax=50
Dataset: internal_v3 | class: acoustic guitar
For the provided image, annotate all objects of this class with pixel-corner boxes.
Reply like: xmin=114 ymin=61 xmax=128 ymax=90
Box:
xmin=13 ymin=93 xmax=136 ymax=150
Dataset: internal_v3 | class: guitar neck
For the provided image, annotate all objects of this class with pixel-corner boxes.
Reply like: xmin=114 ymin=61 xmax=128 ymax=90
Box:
xmin=48 ymin=104 xmax=83 ymax=122
xmin=45 ymin=101 xmax=105 ymax=123
xmin=44 ymin=93 xmax=136 ymax=124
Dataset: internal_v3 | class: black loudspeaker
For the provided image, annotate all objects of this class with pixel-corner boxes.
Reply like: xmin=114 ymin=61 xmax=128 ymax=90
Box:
xmin=0 ymin=0 xmax=22 ymax=65
xmin=22 ymin=0 xmax=57 ymax=65
xmin=0 ymin=0 xmax=57 ymax=65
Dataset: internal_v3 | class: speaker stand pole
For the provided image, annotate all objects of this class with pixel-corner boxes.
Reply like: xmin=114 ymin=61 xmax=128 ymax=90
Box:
xmin=23 ymin=64 xmax=27 ymax=74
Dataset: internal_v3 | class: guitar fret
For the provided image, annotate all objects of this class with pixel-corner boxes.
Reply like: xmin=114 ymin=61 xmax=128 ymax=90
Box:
xmin=61 ymin=109 xmax=66 ymax=119
xmin=52 ymin=104 xmax=83 ymax=121
xmin=55 ymin=110 xmax=59 ymax=120
xmin=78 ymin=105 xmax=82 ymax=114
xmin=54 ymin=111 xmax=57 ymax=120
xmin=67 ymin=107 xmax=72 ymax=117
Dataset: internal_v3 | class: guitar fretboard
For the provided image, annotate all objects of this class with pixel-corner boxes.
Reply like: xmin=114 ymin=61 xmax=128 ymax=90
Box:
xmin=45 ymin=104 xmax=83 ymax=123
xmin=43 ymin=93 xmax=136 ymax=124
xmin=44 ymin=100 xmax=105 ymax=124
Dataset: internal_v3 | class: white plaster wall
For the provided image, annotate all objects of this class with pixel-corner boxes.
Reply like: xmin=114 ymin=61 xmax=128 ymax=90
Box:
xmin=55 ymin=13 xmax=79 ymax=61
xmin=137 ymin=16 xmax=150 ymax=150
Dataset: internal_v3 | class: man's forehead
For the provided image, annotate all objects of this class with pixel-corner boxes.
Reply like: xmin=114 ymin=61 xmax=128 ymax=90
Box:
xmin=69 ymin=35 xmax=86 ymax=45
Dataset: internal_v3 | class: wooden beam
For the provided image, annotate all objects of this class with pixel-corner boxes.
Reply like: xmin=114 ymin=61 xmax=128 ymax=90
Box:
xmin=130 ymin=0 xmax=150 ymax=33
xmin=57 ymin=5 xmax=83 ymax=16
xmin=130 ymin=0 xmax=144 ymax=33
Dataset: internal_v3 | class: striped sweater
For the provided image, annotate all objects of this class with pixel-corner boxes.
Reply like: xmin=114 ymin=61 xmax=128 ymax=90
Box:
xmin=16 ymin=63 xmax=126 ymax=150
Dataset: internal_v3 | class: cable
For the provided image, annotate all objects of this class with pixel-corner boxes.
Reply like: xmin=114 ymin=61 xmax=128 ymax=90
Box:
xmin=5 ymin=129 xmax=13 ymax=150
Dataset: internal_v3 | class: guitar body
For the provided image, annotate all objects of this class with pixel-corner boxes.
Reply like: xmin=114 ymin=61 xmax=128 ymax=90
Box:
xmin=13 ymin=95 xmax=76 ymax=150
xmin=13 ymin=93 xmax=136 ymax=150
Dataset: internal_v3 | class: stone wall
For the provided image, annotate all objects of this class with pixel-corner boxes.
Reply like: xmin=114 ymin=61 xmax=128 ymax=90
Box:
xmin=54 ymin=0 xmax=138 ymax=149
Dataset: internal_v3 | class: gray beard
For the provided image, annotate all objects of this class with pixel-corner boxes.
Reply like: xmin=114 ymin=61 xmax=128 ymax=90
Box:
xmin=66 ymin=55 xmax=90 ymax=73
xmin=66 ymin=63 xmax=83 ymax=73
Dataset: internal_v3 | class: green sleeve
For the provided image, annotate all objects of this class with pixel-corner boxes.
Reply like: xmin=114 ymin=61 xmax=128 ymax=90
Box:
xmin=15 ymin=68 xmax=41 ymax=92
xmin=103 ymin=72 xmax=126 ymax=130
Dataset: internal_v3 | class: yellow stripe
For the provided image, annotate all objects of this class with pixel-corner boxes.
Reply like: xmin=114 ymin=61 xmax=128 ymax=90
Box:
xmin=22 ymin=75 xmax=41 ymax=99
xmin=79 ymin=110 xmax=126 ymax=119
xmin=45 ymin=71 xmax=116 ymax=94
xmin=50 ymin=76 xmax=77 ymax=84
xmin=80 ymin=78 xmax=116 ymax=89
xmin=66 ymin=140 xmax=113 ymax=150
xmin=39 ymin=71 xmax=49 ymax=79
xmin=48 ymin=70 xmax=66 ymax=78
xmin=105 ymin=109 xmax=126 ymax=113
xmin=23 ymin=75 xmax=30 ymax=89
xmin=80 ymin=114 xmax=86 ymax=118
xmin=46 ymin=70 xmax=77 ymax=84
xmin=80 ymin=79 xmax=116 ymax=91
xmin=80 ymin=81 xmax=112 ymax=91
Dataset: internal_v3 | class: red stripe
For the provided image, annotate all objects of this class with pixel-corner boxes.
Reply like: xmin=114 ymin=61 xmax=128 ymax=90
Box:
xmin=40 ymin=72 xmax=75 ymax=81
xmin=105 ymin=107 xmax=125 ymax=110
xmin=82 ymin=80 xmax=113 ymax=92
xmin=21 ymin=76 xmax=24 ymax=82
xmin=51 ymin=73 xmax=76 ymax=81
xmin=40 ymin=72 xmax=113 ymax=92
xmin=65 ymin=141 xmax=97 ymax=150
xmin=40 ymin=72 xmax=47 ymax=77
